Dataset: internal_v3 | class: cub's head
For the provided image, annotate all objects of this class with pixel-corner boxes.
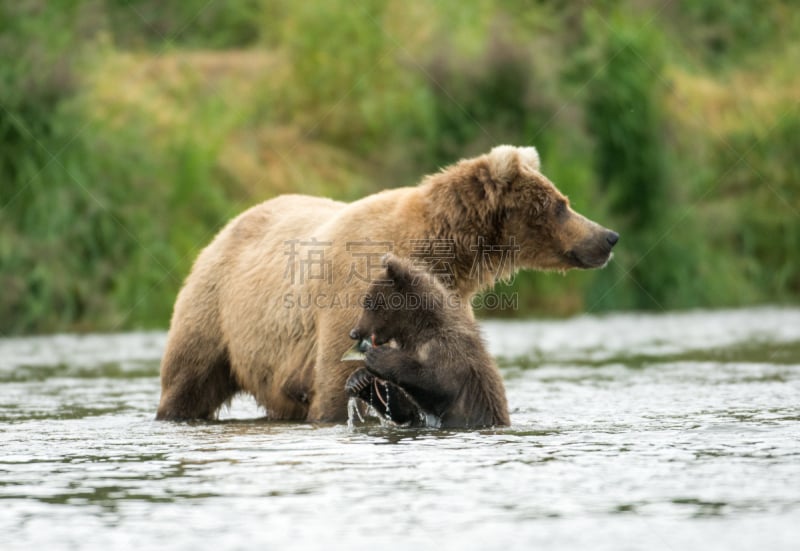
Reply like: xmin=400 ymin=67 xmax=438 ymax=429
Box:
xmin=427 ymin=145 xmax=619 ymax=284
xmin=349 ymin=255 xmax=448 ymax=348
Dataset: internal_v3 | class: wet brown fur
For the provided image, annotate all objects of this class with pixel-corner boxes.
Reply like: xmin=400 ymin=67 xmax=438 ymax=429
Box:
xmin=348 ymin=255 xmax=510 ymax=428
xmin=156 ymin=145 xmax=617 ymax=421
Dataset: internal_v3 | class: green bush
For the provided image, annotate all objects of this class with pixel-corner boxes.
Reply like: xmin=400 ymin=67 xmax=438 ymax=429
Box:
xmin=420 ymin=30 xmax=557 ymax=166
xmin=583 ymin=14 xmax=697 ymax=311
xmin=106 ymin=0 xmax=263 ymax=48
xmin=0 ymin=3 xmax=237 ymax=333
xmin=277 ymin=0 xmax=425 ymax=154
xmin=676 ymin=0 xmax=787 ymax=66
xmin=1 ymin=1 xmax=799 ymax=333
xmin=719 ymin=111 xmax=800 ymax=298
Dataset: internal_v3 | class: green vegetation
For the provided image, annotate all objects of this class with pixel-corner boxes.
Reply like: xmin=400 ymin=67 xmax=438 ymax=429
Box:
xmin=1 ymin=0 xmax=799 ymax=334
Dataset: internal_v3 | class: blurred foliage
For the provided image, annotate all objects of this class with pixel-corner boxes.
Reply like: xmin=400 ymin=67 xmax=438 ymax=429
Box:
xmin=673 ymin=0 xmax=788 ymax=66
xmin=107 ymin=0 xmax=263 ymax=49
xmin=721 ymin=112 xmax=800 ymax=298
xmin=1 ymin=0 xmax=799 ymax=334
xmin=583 ymin=13 xmax=696 ymax=311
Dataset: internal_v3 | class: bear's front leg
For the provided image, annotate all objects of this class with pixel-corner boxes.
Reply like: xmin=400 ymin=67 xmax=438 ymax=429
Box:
xmin=346 ymin=363 xmax=424 ymax=426
xmin=365 ymin=346 xmax=449 ymax=416
xmin=344 ymin=366 xmax=400 ymax=422
xmin=344 ymin=368 xmax=374 ymax=396
xmin=365 ymin=347 xmax=417 ymax=379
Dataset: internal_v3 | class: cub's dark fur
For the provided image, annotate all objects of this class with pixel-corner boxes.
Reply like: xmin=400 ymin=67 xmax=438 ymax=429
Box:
xmin=345 ymin=255 xmax=510 ymax=428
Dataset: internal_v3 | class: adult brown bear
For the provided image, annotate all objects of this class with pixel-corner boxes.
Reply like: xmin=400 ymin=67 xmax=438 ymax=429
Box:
xmin=344 ymin=254 xmax=510 ymax=428
xmin=156 ymin=145 xmax=618 ymax=421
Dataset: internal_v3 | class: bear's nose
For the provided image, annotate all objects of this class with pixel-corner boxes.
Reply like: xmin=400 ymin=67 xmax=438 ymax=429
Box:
xmin=349 ymin=329 xmax=360 ymax=340
xmin=606 ymin=231 xmax=619 ymax=248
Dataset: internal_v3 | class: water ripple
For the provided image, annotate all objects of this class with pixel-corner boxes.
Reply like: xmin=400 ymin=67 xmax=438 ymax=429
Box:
xmin=1 ymin=309 xmax=799 ymax=550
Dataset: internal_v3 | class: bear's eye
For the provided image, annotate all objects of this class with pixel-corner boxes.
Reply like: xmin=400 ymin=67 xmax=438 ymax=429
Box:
xmin=554 ymin=199 xmax=568 ymax=219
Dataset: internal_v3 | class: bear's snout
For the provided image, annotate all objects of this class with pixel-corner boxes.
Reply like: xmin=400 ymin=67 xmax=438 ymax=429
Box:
xmin=567 ymin=227 xmax=619 ymax=269
xmin=349 ymin=328 xmax=360 ymax=340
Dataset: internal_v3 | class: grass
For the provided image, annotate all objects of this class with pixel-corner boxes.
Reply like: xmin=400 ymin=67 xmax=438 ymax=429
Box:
xmin=1 ymin=1 xmax=799 ymax=334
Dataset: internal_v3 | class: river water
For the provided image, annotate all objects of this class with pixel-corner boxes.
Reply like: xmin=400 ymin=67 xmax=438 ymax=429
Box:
xmin=1 ymin=308 xmax=799 ymax=550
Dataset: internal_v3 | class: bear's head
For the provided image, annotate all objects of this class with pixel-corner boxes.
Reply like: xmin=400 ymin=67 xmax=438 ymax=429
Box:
xmin=488 ymin=145 xmax=619 ymax=271
xmin=426 ymin=145 xmax=619 ymax=287
xmin=349 ymin=254 xmax=451 ymax=348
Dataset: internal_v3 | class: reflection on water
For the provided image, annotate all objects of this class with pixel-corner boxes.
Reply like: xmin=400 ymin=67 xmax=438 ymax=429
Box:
xmin=1 ymin=308 xmax=799 ymax=550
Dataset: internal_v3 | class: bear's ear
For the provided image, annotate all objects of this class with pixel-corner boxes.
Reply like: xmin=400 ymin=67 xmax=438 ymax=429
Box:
xmin=380 ymin=253 xmax=396 ymax=267
xmin=488 ymin=145 xmax=540 ymax=182
xmin=383 ymin=255 xmax=413 ymax=288
xmin=517 ymin=146 xmax=541 ymax=171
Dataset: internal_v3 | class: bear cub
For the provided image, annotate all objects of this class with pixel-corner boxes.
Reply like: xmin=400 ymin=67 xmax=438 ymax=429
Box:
xmin=344 ymin=255 xmax=510 ymax=428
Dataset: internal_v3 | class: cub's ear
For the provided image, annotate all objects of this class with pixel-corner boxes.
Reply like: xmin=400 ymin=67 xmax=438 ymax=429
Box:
xmin=382 ymin=255 xmax=413 ymax=288
xmin=488 ymin=145 xmax=540 ymax=182
xmin=380 ymin=253 xmax=397 ymax=268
